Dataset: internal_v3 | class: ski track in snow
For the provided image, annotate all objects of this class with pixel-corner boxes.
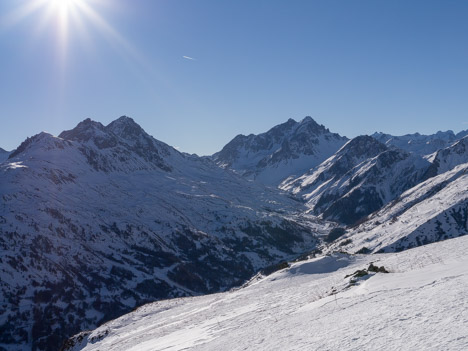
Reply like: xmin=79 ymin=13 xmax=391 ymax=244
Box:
xmin=72 ymin=235 xmax=468 ymax=351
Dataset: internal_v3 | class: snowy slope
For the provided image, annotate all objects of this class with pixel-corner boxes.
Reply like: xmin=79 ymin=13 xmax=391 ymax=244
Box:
xmin=212 ymin=117 xmax=348 ymax=184
xmin=0 ymin=117 xmax=329 ymax=351
xmin=280 ymin=136 xmax=430 ymax=225
xmin=426 ymin=136 xmax=468 ymax=176
xmin=65 ymin=234 xmax=468 ymax=351
xmin=372 ymin=130 xmax=468 ymax=156
xmin=330 ymin=163 xmax=468 ymax=253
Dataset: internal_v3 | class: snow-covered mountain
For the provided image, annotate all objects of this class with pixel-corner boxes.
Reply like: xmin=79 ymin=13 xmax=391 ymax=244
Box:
xmin=0 ymin=117 xmax=328 ymax=351
xmin=329 ymin=162 xmax=468 ymax=253
xmin=280 ymin=136 xmax=431 ymax=225
xmin=212 ymin=117 xmax=348 ymax=185
xmin=4 ymin=115 xmax=468 ymax=351
xmin=372 ymin=130 xmax=468 ymax=156
xmin=0 ymin=147 xmax=10 ymax=163
xmin=320 ymin=136 xmax=468 ymax=254
xmin=425 ymin=136 xmax=468 ymax=176
xmin=64 ymin=233 xmax=468 ymax=351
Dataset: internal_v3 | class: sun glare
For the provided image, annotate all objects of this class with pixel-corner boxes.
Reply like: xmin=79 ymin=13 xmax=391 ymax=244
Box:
xmin=43 ymin=0 xmax=84 ymax=32
xmin=1 ymin=0 xmax=89 ymax=40
xmin=49 ymin=0 xmax=80 ymax=12
xmin=47 ymin=0 xmax=80 ymax=23
xmin=2 ymin=0 xmax=108 ymax=57
xmin=1 ymin=0 xmax=152 ymax=84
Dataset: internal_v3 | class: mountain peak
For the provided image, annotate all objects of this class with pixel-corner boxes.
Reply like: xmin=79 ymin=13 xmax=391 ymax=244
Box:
xmin=106 ymin=115 xmax=145 ymax=140
xmin=283 ymin=116 xmax=318 ymax=125
xmin=115 ymin=115 xmax=134 ymax=123
xmin=331 ymin=136 xmax=389 ymax=167
xmin=267 ymin=116 xmax=325 ymax=140
xmin=76 ymin=118 xmax=104 ymax=130
xmin=273 ymin=118 xmax=297 ymax=132
xmin=295 ymin=116 xmax=327 ymax=135
xmin=342 ymin=135 xmax=386 ymax=153
xmin=58 ymin=118 xmax=107 ymax=143
xmin=213 ymin=116 xmax=348 ymax=184
xmin=299 ymin=116 xmax=318 ymax=125
xmin=8 ymin=132 xmax=69 ymax=159
xmin=108 ymin=115 xmax=139 ymax=128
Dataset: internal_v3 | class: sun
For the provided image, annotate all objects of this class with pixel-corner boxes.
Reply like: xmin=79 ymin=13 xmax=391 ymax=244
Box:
xmin=1 ymin=0 xmax=148 ymax=80
xmin=42 ymin=0 xmax=88 ymax=33
xmin=2 ymin=0 xmax=100 ymax=54
xmin=1 ymin=0 xmax=90 ymax=37
xmin=47 ymin=0 xmax=81 ymax=17
xmin=49 ymin=0 xmax=80 ymax=10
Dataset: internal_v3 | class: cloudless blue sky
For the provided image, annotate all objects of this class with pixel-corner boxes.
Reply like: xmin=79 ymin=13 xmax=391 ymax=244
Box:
xmin=1 ymin=0 xmax=467 ymax=155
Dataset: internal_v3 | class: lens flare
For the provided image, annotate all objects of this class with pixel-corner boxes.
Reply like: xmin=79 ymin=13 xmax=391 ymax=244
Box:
xmin=0 ymin=0 xmax=159 ymax=91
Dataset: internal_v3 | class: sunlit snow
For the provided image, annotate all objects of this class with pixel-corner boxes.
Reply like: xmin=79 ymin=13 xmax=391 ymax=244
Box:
xmin=69 ymin=235 xmax=468 ymax=351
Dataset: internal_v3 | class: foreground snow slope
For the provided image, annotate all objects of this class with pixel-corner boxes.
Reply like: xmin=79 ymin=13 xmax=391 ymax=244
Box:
xmin=67 ymin=235 xmax=468 ymax=351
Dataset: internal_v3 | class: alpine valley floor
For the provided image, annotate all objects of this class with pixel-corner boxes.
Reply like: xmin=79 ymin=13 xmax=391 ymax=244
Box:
xmin=66 ymin=234 xmax=468 ymax=351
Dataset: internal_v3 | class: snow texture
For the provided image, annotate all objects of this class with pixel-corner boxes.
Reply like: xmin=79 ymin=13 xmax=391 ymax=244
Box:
xmin=66 ymin=234 xmax=468 ymax=351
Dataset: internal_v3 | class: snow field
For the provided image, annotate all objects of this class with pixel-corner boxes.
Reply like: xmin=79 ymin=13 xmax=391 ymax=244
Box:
xmin=71 ymin=234 xmax=468 ymax=351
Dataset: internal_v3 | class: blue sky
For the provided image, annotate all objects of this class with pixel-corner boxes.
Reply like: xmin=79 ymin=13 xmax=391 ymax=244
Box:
xmin=1 ymin=0 xmax=467 ymax=155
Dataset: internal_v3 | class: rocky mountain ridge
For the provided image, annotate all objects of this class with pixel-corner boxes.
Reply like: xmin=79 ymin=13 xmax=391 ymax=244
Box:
xmin=372 ymin=129 xmax=468 ymax=156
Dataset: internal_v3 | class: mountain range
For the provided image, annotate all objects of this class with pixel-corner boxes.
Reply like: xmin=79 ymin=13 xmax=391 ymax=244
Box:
xmin=280 ymin=136 xmax=431 ymax=225
xmin=372 ymin=129 xmax=468 ymax=155
xmin=330 ymin=140 xmax=468 ymax=254
xmin=0 ymin=117 xmax=327 ymax=350
xmin=2 ymin=116 xmax=468 ymax=350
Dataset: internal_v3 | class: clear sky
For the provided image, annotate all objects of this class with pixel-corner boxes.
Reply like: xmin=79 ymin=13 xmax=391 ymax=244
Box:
xmin=1 ymin=0 xmax=467 ymax=155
